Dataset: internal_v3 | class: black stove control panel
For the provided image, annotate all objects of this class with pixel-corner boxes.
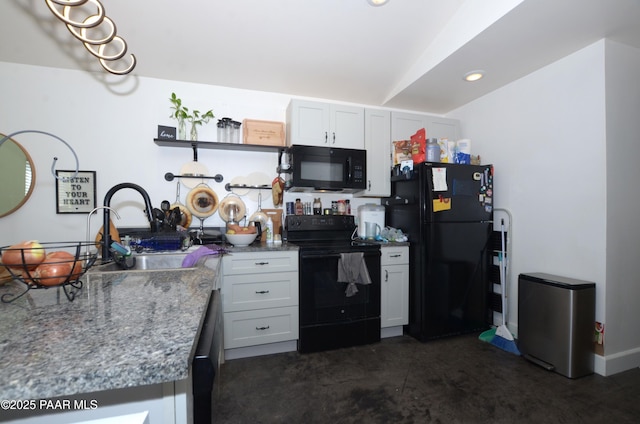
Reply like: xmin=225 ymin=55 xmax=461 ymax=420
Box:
xmin=285 ymin=215 xmax=355 ymax=232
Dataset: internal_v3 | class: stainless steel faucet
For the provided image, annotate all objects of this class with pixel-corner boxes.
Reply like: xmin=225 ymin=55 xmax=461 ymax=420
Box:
xmin=86 ymin=206 xmax=120 ymax=261
xmin=101 ymin=183 xmax=154 ymax=262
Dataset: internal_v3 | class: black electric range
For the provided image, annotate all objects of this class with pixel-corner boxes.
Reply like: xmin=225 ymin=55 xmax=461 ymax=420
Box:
xmin=284 ymin=215 xmax=381 ymax=353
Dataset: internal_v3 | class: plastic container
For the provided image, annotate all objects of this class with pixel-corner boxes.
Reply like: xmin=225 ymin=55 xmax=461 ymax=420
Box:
xmin=357 ymin=204 xmax=385 ymax=239
xmin=426 ymin=138 xmax=440 ymax=162
xmin=231 ymin=121 xmax=242 ymax=144
xmin=265 ymin=216 xmax=274 ymax=244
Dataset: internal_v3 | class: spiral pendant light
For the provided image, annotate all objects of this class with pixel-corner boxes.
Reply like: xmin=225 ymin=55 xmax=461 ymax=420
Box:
xmin=45 ymin=0 xmax=136 ymax=75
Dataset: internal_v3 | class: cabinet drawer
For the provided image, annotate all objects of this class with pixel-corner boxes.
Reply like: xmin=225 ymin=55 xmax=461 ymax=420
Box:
xmin=222 ymin=271 xmax=298 ymax=312
xmin=222 ymin=251 xmax=298 ymax=275
xmin=224 ymin=306 xmax=299 ymax=349
xmin=381 ymin=246 xmax=409 ymax=265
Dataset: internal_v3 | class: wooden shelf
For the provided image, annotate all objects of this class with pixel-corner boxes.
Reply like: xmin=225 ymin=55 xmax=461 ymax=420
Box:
xmin=154 ymin=139 xmax=284 ymax=153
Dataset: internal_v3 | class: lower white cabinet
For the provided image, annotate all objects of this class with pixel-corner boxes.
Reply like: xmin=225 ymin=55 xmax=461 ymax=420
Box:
xmin=380 ymin=245 xmax=409 ymax=334
xmin=221 ymin=250 xmax=299 ymax=356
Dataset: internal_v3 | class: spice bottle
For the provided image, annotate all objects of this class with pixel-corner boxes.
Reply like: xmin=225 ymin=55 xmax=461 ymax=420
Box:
xmin=313 ymin=198 xmax=322 ymax=215
xmin=295 ymin=198 xmax=303 ymax=215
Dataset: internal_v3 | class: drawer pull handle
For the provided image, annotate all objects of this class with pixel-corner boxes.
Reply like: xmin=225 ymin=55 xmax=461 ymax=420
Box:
xmin=390 ymin=254 xmax=401 ymax=258
xmin=256 ymin=325 xmax=270 ymax=331
xmin=255 ymin=290 xmax=270 ymax=294
xmin=385 ymin=269 xmax=389 ymax=282
xmin=255 ymin=261 xmax=270 ymax=265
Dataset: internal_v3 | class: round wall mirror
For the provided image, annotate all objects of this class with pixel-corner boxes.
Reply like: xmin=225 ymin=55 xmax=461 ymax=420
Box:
xmin=0 ymin=134 xmax=36 ymax=218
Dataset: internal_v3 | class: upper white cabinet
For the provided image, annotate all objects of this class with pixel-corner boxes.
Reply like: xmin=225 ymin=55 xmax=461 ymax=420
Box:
xmin=363 ymin=108 xmax=391 ymax=197
xmin=391 ymin=111 xmax=461 ymax=142
xmin=287 ymin=99 xmax=365 ymax=149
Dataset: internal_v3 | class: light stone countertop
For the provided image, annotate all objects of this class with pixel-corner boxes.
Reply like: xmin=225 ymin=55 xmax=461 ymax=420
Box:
xmin=0 ymin=255 xmax=221 ymax=400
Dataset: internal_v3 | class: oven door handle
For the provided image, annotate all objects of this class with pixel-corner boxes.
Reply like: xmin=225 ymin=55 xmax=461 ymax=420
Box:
xmin=300 ymin=251 xmax=378 ymax=260
xmin=300 ymin=251 xmax=344 ymax=260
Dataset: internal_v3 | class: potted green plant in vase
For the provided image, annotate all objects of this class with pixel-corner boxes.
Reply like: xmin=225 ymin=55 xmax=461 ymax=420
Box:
xmin=169 ymin=93 xmax=215 ymax=141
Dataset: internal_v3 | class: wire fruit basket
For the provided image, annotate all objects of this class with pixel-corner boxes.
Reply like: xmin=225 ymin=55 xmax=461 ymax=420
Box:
xmin=0 ymin=241 xmax=98 ymax=303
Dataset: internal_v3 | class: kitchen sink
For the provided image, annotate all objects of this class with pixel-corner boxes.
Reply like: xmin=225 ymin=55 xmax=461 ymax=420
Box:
xmin=89 ymin=252 xmax=194 ymax=273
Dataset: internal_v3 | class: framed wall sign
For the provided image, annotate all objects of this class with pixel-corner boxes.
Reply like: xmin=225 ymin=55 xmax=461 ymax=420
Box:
xmin=55 ymin=170 xmax=97 ymax=214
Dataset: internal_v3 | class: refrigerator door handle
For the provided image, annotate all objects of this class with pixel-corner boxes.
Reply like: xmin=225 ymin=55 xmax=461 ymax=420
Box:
xmin=383 ymin=196 xmax=415 ymax=206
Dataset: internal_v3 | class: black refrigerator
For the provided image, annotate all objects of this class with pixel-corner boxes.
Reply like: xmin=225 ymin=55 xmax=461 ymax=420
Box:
xmin=384 ymin=162 xmax=493 ymax=341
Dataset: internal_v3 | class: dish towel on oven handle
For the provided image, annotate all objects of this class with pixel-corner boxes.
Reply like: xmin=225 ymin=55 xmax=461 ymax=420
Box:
xmin=337 ymin=252 xmax=372 ymax=297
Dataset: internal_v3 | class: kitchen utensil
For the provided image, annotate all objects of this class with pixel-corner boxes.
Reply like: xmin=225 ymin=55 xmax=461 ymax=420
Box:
xmin=185 ymin=184 xmax=219 ymax=219
xmin=170 ymin=182 xmax=193 ymax=229
xmin=272 ymin=175 xmax=284 ymax=206
xmin=218 ymin=194 xmax=246 ymax=223
xmin=247 ymin=172 xmax=271 ymax=201
xmin=229 ymin=175 xmax=250 ymax=196
xmin=179 ymin=161 xmax=210 ymax=189
xmin=248 ymin=191 xmax=269 ymax=228
xmin=186 ymin=183 xmax=219 ymax=235
xmin=261 ymin=209 xmax=282 ymax=238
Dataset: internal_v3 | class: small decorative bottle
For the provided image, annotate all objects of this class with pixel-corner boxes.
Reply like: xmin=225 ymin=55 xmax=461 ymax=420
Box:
xmin=313 ymin=198 xmax=322 ymax=215
xmin=295 ymin=198 xmax=303 ymax=215
xmin=265 ymin=216 xmax=274 ymax=244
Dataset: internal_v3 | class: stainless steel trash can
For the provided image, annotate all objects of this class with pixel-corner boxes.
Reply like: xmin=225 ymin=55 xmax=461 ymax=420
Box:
xmin=518 ymin=273 xmax=595 ymax=378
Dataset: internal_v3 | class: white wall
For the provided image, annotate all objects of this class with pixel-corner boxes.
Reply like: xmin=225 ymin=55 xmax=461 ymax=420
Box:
xmin=449 ymin=40 xmax=640 ymax=375
xmin=603 ymin=40 xmax=640 ymax=372
xmin=0 ymin=61 xmax=291 ymax=244
xmin=448 ymin=41 xmax=608 ymax=358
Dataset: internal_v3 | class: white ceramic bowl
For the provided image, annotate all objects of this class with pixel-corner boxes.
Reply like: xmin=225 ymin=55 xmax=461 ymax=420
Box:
xmin=225 ymin=232 xmax=257 ymax=247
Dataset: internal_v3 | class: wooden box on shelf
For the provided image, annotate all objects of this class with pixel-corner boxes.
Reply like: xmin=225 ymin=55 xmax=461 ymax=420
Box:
xmin=243 ymin=119 xmax=285 ymax=146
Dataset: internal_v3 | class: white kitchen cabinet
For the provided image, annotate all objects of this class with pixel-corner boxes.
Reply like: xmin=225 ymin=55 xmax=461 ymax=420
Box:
xmin=221 ymin=250 xmax=299 ymax=358
xmin=287 ymin=99 xmax=364 ymax=149
xmin=380 ymin=245 xmax=409 ymax=338
xmin=362 ymin=108 xmax=391 ymax=197
xmin=391 ymin=111 xmax=460 ymax=142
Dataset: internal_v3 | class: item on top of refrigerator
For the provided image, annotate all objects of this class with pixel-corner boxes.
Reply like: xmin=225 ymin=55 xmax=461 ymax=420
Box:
xmin=426 ymin=138 xmax=440 ymax=162
xmin=437 ymin=138 xmax=450 ymax=163
xmin=393 ymin=140 xmax=412 ymax=165
xmin=410 ymin=128 xmax=426 ymax=164
xmin=455 ymin=139 xmax=472 ymax=164
xmin=447 ymin=140 xmax=457 ymax=164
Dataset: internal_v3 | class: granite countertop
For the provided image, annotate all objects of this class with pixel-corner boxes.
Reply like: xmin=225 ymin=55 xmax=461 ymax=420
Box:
xmin=0 ymin=255 xmax=221 ymax=400
xmin=223 ymin=241 xmax=299 ymax=253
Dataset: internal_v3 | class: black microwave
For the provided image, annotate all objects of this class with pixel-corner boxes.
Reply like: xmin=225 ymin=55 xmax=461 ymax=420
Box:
xmin=287 ymin=145 xmax=366 ymax=193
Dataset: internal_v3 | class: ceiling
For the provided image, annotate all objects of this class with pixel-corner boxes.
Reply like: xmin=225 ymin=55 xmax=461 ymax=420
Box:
xmin=2 ymin=0 xmax=640 ymax=114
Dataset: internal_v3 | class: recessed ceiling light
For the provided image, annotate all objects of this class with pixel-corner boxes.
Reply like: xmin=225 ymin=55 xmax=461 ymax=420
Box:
xmin=464 ymin=70 xmax=485 ymax=82
xmin=367 ymin=0 xmax=389 ymax=6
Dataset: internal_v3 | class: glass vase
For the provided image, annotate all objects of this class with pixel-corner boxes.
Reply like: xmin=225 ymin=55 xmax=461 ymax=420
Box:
xmin=190 ymin=123 xmax=198 ymax=141
xmin=178 ymin=118 xmax=186 ymax=140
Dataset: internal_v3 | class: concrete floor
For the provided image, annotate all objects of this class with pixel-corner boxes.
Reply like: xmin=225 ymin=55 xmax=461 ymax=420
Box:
xmin=213 ymin=334 xmax=640 ymax=423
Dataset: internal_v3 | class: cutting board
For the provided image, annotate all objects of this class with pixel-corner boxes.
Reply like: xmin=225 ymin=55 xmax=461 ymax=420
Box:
xmin=261 ymin=209 xmax=283 ymax=236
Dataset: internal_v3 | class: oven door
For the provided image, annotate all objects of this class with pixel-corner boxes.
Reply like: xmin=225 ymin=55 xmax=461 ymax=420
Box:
xmin=299 ymin=249 xmax=381 ymax=325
